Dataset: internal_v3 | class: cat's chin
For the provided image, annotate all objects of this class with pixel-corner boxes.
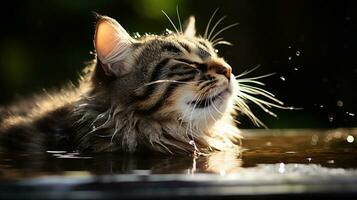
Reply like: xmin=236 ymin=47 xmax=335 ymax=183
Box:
xmin=178 ymin=86 xmax=233 ymax=128
xmin=187 ymin=87 xmax=232 ymax=110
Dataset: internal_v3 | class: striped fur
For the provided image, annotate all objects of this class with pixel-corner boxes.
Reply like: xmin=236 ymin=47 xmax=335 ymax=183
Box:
xmin=0 ymin=15 xmax=242 ymax=155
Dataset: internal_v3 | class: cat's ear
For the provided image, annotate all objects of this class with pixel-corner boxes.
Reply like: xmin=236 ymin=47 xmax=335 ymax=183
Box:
xmin=94 ymin=15 xmax=134 ymax=76
xmin=183 ymin=16 xmax=196 ymax=38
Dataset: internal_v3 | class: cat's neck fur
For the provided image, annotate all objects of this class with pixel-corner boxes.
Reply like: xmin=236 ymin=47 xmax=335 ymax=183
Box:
xmin=71 ymin=60 xmax=240 ymax=154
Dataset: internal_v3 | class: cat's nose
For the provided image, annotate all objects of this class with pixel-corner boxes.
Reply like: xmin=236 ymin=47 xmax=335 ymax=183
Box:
xmin=208 ymin=61 xmax=232 ymax=80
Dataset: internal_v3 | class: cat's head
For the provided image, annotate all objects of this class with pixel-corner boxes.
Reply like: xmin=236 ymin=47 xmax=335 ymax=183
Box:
xmin=93 ymin=15 xmax=238 ymax=129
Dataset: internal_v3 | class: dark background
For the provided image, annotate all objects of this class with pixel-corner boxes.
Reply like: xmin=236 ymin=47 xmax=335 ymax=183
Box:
xmin=0 ymin=0 xmax=356 ymax=128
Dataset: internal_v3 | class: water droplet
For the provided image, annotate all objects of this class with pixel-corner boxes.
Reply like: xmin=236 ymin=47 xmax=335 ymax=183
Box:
xmin=280 ymin=76 xmax=286 ymax=81
xmin=320 ymin=105 xmax=324 ymax=108
xmin=92 ymin=125 xmax=96 ymax=129
xmin=278 ymin=163 xmax=285 ymax=173
xmin=346 ymin=112 xmax=355 ymax=117
xmin=288 ymin=56 xmax=292 ymax=60
xmin=336 ymin=100 xmax=343 ymax=107
xmin=347 ymin=135 xmax=355 ymax=143
xmin=328 ymin=114 xmax=334 ymax=122
xmin=293 ymin=67 xmax=299 ymax=71
xmin=296 ymin=51 xmax=301 ymax=56
xmin=307 ymin=157 xmax=312 ymax=162
xmin=288 ymin=46 xmax=292 ymax=49
xmin=214 ymin=49 xmax=219 ymax=53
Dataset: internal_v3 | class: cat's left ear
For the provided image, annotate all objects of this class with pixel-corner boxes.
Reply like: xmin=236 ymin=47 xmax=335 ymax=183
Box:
xmin=94 ymin=15 xmax=135 ymax=77
xmin=183 ymin=16 xmax=196 ymax=38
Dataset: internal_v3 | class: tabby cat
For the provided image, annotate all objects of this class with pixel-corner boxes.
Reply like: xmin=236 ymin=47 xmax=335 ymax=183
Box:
xmin=0 ymin=14 xmax=286 ymax=155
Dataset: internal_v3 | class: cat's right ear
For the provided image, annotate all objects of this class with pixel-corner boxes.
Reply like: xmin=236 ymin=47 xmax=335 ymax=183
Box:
xmin=94 ymin=15 xmax=134 ymax=77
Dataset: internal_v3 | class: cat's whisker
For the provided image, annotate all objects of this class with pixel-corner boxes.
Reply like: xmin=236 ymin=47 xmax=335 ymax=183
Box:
xmin=233 ymin=95 xmax=267 ymax=128
xmin=239 ymin=84 xmax=276 ymax=98
xmin=204 ymin=8 xmax=220 ymax=39
xmin=210 ymin=22 xmax=240 ymax=42
xmin=176 ymin=5 xmax=183 ymax=34
xmin=211 ymin=37 xmax=224 ymax=44
xmin=236 ymin=79 xmax=266 ymax=86
xmin=212 ymin=39 xmax=233 ymax=47
xmin=207 ymin=99 xmax=218 ymax=122
xmin=162 ymin=10 xmax=179 ymax=33
xmin=235 ymin=65 xmax=262 ymax=78
xmin=207 ymin=16 xmax=227 ymax=41
xmin=213 ymin=96 xmax=226 ymax=115
xmin=135 ymin=79 xmax=198 ymax=92
xmin=236 ymin=73 xmax=276 ymax=80
xmin=182 ymin=92 xmax=201 ymax=138
xmin=239 ymin=85 xmax=283 ymax=105
xmin=237 ymin=93 xmax=279 ymax=117
xmin=187 ymin=93 xmax=205 ymax=152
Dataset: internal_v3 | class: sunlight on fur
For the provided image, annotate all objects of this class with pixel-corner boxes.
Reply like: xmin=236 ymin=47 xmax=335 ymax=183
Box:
xmin=0 ymin=9 xmax=296 ymax=155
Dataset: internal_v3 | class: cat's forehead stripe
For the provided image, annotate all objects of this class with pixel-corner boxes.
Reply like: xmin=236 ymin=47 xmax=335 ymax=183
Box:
xmin=177 ymin=42 xmax=191 ymax=53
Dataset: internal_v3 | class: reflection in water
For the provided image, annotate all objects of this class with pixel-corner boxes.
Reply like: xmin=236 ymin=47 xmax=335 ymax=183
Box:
xmin=0 ymin=150 xmax=242 ymax=180
xmin=0 ymin=129 xmax=356 ymax=181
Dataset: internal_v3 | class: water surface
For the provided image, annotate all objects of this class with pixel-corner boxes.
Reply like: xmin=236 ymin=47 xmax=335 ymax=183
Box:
xmin=1 ymin=129 xmax=357 ymax=199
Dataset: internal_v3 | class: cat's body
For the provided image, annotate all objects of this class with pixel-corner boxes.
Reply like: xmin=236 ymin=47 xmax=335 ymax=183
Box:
xmin=0 ymin=14 xmax=283 ymax=154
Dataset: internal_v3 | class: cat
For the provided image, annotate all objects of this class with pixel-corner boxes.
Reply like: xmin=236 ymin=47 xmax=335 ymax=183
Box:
xmin=0 ymin=13 xmax=286 ymax=155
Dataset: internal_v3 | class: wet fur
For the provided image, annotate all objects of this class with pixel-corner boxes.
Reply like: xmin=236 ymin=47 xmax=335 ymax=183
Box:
xmin=0 ymin=13 xmax=286 ymax=155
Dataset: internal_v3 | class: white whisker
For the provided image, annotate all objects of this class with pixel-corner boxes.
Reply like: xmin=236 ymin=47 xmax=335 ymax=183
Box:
xmin=236 ymin=72 xmax=276 ymax=80
xmin=208 ymin=16 xmax=227 ymax=41
xmin=204 ymin=8 xmax=220 ymax=39
xmin=211 ymin=96 xmax=224 ymax=115
xmin=162 ymin=10 xmax=179 ymax=33
xmin=236 ymin=79 xmax=266 ymax=86
xmin=176 ymin=5 xmax=183 ymax=33
xmin=235 ymin=65 xmax=261 ymax=78
xmin=210 ymin=22 xmax=240 ymax=42
xmin=239 ymin=87 xmax=283 ymax=105
xmin=212 ymin=40 xmax=233 ymax=47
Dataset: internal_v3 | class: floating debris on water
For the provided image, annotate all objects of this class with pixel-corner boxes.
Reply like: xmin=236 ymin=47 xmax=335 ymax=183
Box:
xmin=296 ymin=51 xmax=301 ymax=56
xmin=288 ymin=56 xmax=292 ymax=60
